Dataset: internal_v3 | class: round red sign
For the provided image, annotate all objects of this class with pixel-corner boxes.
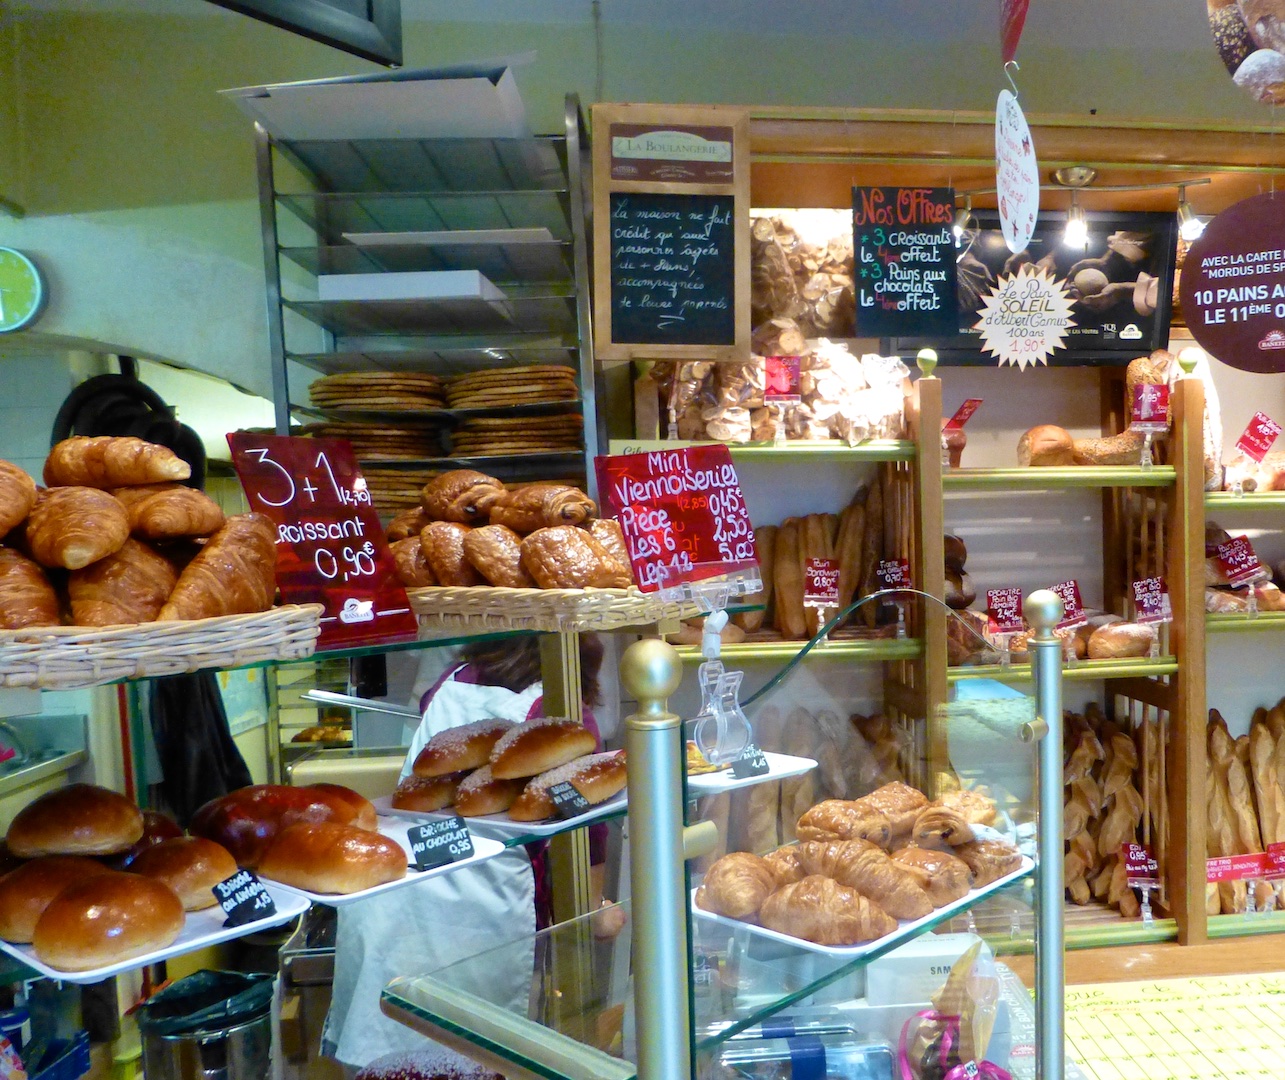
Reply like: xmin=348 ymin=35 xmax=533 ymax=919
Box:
xmin=1177 ymin=192 xmax=1285 ymax=373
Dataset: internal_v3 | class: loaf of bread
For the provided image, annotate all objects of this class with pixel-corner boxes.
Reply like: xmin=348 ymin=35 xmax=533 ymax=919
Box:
xmin=489 ymin=718 xmax=597 ymax=780
xmin=1017 ymin=425 xmax=1075 ymax=466
xmin=32 ymin=872 xmax=185 ymax=971
xmin=391 ymin=774 xmax=464 ymax=813
xmin=0 ymin=856 xmax=114 ymax=942
xmin=1072 ymin=430 xmax=1146 ymax=466
xmin=6 ymin=784 xmax=144 ymax=857
xmin=507 ymin=751 xmax=627 ymax=822
xmin=453 ymin=766 xmax=526 ymax=817
xmin=256 ymin=822 xmax=406 ymax=894
xmin=1086 ymin=622 xmax=1157 ymax=659
xmin=25 ymin=487 xmax=130 ymax=570
xmin=44 ymin=436 xmax=191 ymax=489
xmin=413 ymin=718 xmax=515 ymax=778
xmin=0 ymin=548 xmax=60 ymax=629
xmin=157 ymin=513 xmax=277 ymax=620
xmin=772 ymin=518 xmax=806 ymax=638
xmin=129 ymin=837 xmax=238 ymax=911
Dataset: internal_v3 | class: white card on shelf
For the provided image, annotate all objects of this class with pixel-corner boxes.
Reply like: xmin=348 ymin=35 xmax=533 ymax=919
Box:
xmin=372 ymin=790 xmax=628 ymax=840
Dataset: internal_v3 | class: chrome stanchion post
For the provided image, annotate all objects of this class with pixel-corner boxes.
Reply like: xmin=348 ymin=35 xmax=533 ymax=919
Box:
xmin=1025 ymin=589 xmax=1065 ymax=1080
xmin=620 ymin=638 xmax=691 ymax=1080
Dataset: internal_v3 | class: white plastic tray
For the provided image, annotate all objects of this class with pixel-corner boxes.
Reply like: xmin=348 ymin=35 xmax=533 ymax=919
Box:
xmin=692 ymin=856 xmax=1034 ymax=957
xmin=686 ymin=751 xmax=818 ymax=795
xmin=262 ymin=815 xmax=506 ymax=906
xmin=372 ymin=789 xmax=628 ymax=840
xmin=0 ymin=883 xmax=310 ymax=984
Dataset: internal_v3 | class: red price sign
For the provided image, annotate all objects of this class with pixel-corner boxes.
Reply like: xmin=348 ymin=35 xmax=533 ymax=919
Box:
xmin=1236 ymin=411 xmax=1283 ymax=462
xmin=1052 ymin=580 xmax=1086 ymax=630
xmin=804 ymin=558 xmax=840 ymax=608
xmin=595 ymin=445 xmax=757 ymax=594
xmin=226 ymin=434 xmax=417 ymax=652
xmin=764 ymin=356 xmax=802 ymax=403
xmin=944 ymin=398 xmax=983 ymax=431
xmin=1130 ymin=384 xmax=1170 ymax=433
xmin=1207 ymin=852 xmax=1269 ymax=883
xmin=1122 ymin=843 xmax=1159 ymax=887
xmin=1132 ymin=576 xmax=1173 ymax=625
xmin=1214 ymin=535 xmax=1266 ymax=588
xmin=877 ymin=558 xmax=911 ymax=589
xmin=1266 ymin=842 xmax=1285 ymax=881
xmin=986 ymin=587 xmax=1024 ymax=634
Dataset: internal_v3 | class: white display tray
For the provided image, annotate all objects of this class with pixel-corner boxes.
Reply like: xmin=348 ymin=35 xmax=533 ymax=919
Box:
xmin=0 ymin=883 xmax=310 ymax=985
xmin=263 ymin=815 xmax=506 ymax=907
xmin=686 ymin=751 xmax=818 ymax=795
xmin=372 ymin=789 xmax=628 ymax=840
xmin=692 ymin=856 xmax=1034 ymax=958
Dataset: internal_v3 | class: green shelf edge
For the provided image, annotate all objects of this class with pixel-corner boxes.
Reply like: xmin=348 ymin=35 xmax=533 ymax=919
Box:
xmin=1206 ymin=612 xmax=1285 ymax=632
xmin=1065 ymin=918 xmax=1179 ymax=949
xmin=605 ymin=439 xmax=915 ymax=461
xmin=943 ymin=466 xmax=1176 ymax=490
xmin=1208 ymin=910 xmax=1285 ymax=938
xmin=674 ymin=638 xmax=923 ymax=663
xmin=948 ymin=656 xmax=1178 ymax=683
xmin=1205 ymin=492 xmax=1285 ymax=509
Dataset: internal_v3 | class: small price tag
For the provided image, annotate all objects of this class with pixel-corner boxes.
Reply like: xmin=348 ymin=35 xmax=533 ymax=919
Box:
xmin=1130 ymin=384 xmax=1170 ymax=433
xmin=1236 ymin=411 xmax=1283 ymax=462
xmin=212 ymin=869 xmax=277 ymax=929
xmin=1052 ymin=579 xmax=1086 ymax=630
xmin=986 ymin=587 xmax=1024 ymax=634
xmin=1206 ymin=851 xmax=1269 ymax=883
xmin=1122 ymin=843 xmax=1159 ymax=887
xmin=1265 ymin=842 xmax=1285 ymax=881
xmin=804 ymin=558 xmax=840 ymax=608
xmin=1214 ymin=535 xmax=1265 ymax=588
xmin=731 ymin=744 xmax=771 ymax=779
xmin=944 ymin=398 xmax=984 ymax=430
xmin=764 ymin=356 xmax=802 ymax=403
xmin=408 ymin=815 xmax=474 ymax=872
xmin=1132 ymin=576 xmax=1173 ymax=624
xmin=548 ymin=781 xmax=592 ymax=820
xmin=877 ymin=558 xmax=911 ymax=589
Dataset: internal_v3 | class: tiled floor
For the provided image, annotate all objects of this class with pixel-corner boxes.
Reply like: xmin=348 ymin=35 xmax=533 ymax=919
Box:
xmin=1065 ymin=973 xmax=1285 ymax=1080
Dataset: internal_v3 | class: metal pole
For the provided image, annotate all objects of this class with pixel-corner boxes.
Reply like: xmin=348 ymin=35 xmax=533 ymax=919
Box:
xmin=619 ymin=638 xmax=690 ymax=1080
xmin=1025 ymin=589 xmax=1065 ymax=1080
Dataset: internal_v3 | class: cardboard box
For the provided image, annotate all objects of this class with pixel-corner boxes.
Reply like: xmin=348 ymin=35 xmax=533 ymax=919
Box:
xmin=864 ymin=932 xmax=991 ymax=1006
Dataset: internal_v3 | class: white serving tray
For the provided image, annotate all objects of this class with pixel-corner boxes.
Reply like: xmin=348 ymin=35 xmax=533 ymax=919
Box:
xmin=692 ymin=856 xmax=1034 ymax=958
xmin=686 ymin=751 xmax=818 ymax=795
xmin=262 ymin=815 xmax=505 ymax=907
xmin=372 ymin=789 xmax=628 ymax=841
xmin=0 ymin=883 xmax=310 ymax=985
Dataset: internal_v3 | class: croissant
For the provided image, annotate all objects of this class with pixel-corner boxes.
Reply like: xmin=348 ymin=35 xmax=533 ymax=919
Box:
xmin=420 ymin=470 xmax=505 ymax=524
xmin=157 ymin=513 xmax=277 ymax=620
xmin=762 ymin=844 xmax=806 ymax=889
xmin=0 ymin=461 xmax=37 ymax=537
xmin=953 ymin=839 xmax=1024 ymax=887
xmin=587 ymin=518 xmax=634 ymax=583
xmin=795 ymin=799 xmax=891 ymax=848
xmin=891 ymin=846 xmax=974 ymax=907
xmin=520 ymin=526 xmax=632 ymax=589
xmin=795 ymin=839 xmax=933 ymax=919
xmin=490 ymin=484 xmax=596 ymax=534
xmin=694 ymin=851 xmax=777 ymax=919
xmin=389 ymin=537 xmax=436 ymax=587
xmin=386 ymin=506 xmax=431 ymax=542
xmin=25 ymin=487 xmax=129 ymax=570
xmin=44 ymin=436 xmax=190 ymax=488
xmin=461 ymin=524 xmax=535 ymax=588
xmin=419 ymin=522 xmax=483 ymax=587
xmin=911 ymin=805 xmax=975 ymax=850
xmin=68 ymin=539 xmax=178 ymax=626
xmin=853 ymin=781 xmax=930 ymax=841
xmin=109 ymin=482 xmax=185 ymax=511
xmin=0 ymin=548 xmax=60 ymax=629
xmin=937 ymin=787 xmax=998 ymax=826
xmin=128 ymin=488 xmax=225 ymax=541
xmin=758 ymin=875 xmax=898 ymax=946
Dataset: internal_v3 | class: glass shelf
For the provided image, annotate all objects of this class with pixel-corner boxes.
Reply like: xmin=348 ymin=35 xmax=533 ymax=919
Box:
xmin=288 ymin=338 xmax=579 ymax=375
xmin=284 ymin=293 xmax=577 ymax=337
xmin=948 ymin=655 xmax=1178 ymax=682
xmin=280 ymin=240 xmax=574 ymax=283
xmin=1205 ymin=490 xmax=1285 ymax=510
xmin=605 ymin=439 xmax=915 ymax=461
xmin=673 ymin=637 xmax=922 ymax=664
xmin=943 ymin=466 xmax=1176 ymax=491
xmin=1207 ymin=612 xmax=1285 ymax=632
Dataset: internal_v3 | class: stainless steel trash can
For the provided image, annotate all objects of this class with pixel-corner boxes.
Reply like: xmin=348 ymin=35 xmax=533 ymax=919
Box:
xmin=140 ymin=1011 xmax=271 ymax=1080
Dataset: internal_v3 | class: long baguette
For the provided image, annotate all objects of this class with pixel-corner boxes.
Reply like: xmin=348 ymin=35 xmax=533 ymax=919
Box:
xmin=802 ymin=513 xmax=833 ymax=638
xmin=834 ymin=489 xmax=866 ymax=614
xmin=733 ymin=524 xmax=776 ymax=633
xmin=856 ymin=475 xmax=884 ymax=627
xmin=773 ymin=518 xmax=806 ymax=639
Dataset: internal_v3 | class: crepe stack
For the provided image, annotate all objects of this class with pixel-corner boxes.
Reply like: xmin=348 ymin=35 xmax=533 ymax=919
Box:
xmin=303 ymin=421 xmax=446 ymax=460
xmin=449 ymin=413 xmax=584 ymax=458
xmin=307 ymin=371 xmax=446 ymax=412
xmin=362 ymin=467 xmax=441 ymax=513
xmin=444 ymin=365 xmax=579 ymax=409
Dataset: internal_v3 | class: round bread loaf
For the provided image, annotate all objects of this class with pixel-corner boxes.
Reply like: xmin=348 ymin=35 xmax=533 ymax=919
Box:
xmin=0 ymin=856 xmax=114 ymax=942
xmin=7 ymin=784 xmax=144 ymax=858
xmin=1016 ymin=424 xmax=1075 ymax=467
xmin=32 ymin=872 xmax=185 ymax=972
xmin=305 ymin=783 xmax=377 ymax=830
xmin=1086 ymin=621 xmax=1157 ymax=659
xmin=257 ymin=822 xmax=407 ymax=894
xmin=412 ymin=718 xmax=515 ymax=778
xmin=355 ymin=1049 xmax=503 ymax=1080
xmin=191 ymin=784 xmax=357 ymax=868
xmin=129 ymin=837 xmax=238 ymax=911
xmin=391 ymin=774 xmax=464 ymax=813
xmin=104 ymin=810 xmax=184 ymax=870
xmin=489 ymin=718 xmax=597 ymax=780
xmin=453 ymin=766 xmax=525 ymax=817
xmin=509 ymin=752 xmax=628 ymax=822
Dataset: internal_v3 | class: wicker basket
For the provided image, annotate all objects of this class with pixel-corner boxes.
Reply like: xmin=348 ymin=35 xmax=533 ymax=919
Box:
xmin=407 ymin=586 xmax=700 ymax=634
xmin=0 ymin=604 xmax=324 ymax=690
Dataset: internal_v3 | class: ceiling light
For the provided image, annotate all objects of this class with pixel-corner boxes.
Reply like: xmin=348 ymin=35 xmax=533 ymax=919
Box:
xmin=1177 ymin=185 xmax=1205 ymax=241
xmin=1064 ymin=191 xmax=1088 ymax=249
xmin=952 ymin=196 xmax=973 ymax=247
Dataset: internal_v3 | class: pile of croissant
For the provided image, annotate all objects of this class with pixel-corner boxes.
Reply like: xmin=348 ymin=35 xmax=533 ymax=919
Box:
xmin=383 ymin=469 xmax=635 ymax=591
xmin=695 ymin=781 xmax=1023 ymax=947
xmin=0 ymin=437 xmax=276 ymax=630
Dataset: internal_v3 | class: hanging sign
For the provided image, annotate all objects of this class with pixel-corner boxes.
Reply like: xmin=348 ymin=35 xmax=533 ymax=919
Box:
xmin=227 ymin=433 xmax=418 ymax=651
xmin=995 ymin=89 xmax=1040 ymax=254
xmin=973 ymin=264 xmax=1076 ymax=369
xmin=1000 ymin=0 xmax=1030 ymax=63
xmin=1212 ymin=535 xmax=1266 ymax=588
xmin=1178 ymin=193 xmax=1285 ymax=373
xmin=852 ymin=186 xmax=958 ymax=336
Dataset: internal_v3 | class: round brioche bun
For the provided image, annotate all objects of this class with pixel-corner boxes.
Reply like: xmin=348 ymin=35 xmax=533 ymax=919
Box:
xmin=489 ymin=718 xmax=597 ymax=780
xmin=103 ymin=810 xmax=184 ymax=870
xmin=32 ymin=872 xmax=184 ymax=972
xmin=412 ymin=718 xmax=515 ymax=778
xmin=7 ymin=784 xmax=144 ymax=858
xmin=128 ymin=837 xmax=239 ymax=911
xmin=0 ymin=856 xmax=115 ymax=943
xmin=305 ymin=783 xmax=377 ymax=830
xmin=391 ymin=774 xmax=465 ymax=813
xmin=508 ymin=752 xmax=628 ymax=822
xmin=257 ymin=822 xmax=406 ymax=895
xmin=453 ymin=766 xmax=525 ymax=817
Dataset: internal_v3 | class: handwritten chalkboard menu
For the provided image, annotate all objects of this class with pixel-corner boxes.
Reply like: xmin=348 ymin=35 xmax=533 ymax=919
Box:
xmin=853 ymin=186 xmax=958 ymax=337
xmin=609 ymin=193 xmax=735 ymax=346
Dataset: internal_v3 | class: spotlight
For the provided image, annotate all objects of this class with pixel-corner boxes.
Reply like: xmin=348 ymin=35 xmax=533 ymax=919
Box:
xmin=1063 ymin=192 xmax=1088 ymax=249
xmin=1177 ymin=187 xmax=1205 ymax=242
xmin=953 ymin=196 xmax=973 ymax=247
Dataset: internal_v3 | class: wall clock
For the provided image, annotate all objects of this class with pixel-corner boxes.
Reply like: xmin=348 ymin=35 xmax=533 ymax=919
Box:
xmin=0 ymin=247 xmax=46 ymax=333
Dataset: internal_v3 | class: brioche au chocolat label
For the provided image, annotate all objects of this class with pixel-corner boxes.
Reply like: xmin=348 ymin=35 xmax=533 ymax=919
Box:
xmin=408 ymin=816 xmax=474 ymax=872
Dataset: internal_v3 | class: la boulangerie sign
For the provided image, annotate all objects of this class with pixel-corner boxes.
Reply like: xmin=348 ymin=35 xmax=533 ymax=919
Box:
xmin=974 ymin=264 xmax=1076 ymax=369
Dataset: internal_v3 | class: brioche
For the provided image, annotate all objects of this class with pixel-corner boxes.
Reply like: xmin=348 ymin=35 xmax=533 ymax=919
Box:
xmin=68 ymin=538 xmax=178 ymax=626
xmin=412 ymin=718 xmax=515 ymax=778
xmin=25 ymin=487 xmax=130 ymax=570
xmin=0 ymin=856 xmax=114 ymax=942
xmin=307 ymin=783 xmax=378 ymax=830
xmin=1017 ymin=425 xmax=1074 ymax=467
xmin=32 ymin=872 xmax=185 ymax=971
xmin=129 ymin=837 xmax=238 ymax=911
xmin=257 ymin=822 xmax=406 ymax=894
xmin=6 ymin=784 xmax=144 ymax=858
xmin=157 ymin=513 xmax=277 ymax=620
xmin=128 ymin=487 xmax=225 ymax=540
xmin=0 ymin=548 xmax=60 ymax=629
xmin=508 ymin=751 xmax=627 ymax=822
xmin=453 ymin=766 xmax=525 ymax=817
xmin=0 ymin=460 xmax=37 ymax=537
xmin=103 ymin=810 xmax=184 ymax=871
xmin=44 ymin=436 xmax=191 ymax=489
xmin=391 ymin=774 xmax=464 ymax=813
xmin=489 ymin=718 xmax=597 ymax=780
xmin=1086 ymin=622 xmax=1156 ymax=659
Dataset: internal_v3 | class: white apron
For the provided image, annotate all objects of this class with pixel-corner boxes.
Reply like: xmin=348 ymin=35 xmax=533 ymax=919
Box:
xmin=323 ymin=670 xmax=541 ymax=1068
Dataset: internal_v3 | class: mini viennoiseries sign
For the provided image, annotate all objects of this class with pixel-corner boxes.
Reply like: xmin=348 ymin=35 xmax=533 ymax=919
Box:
xmin=227 ymin=433 xmax=418 ymax=651
xmin=995 ymin=89 xmax=1039 ymax=254
xmin=853 ymin=186 xmax=958 ymax=336
xmin=974 ymin=264 xmax=1076 ymax=369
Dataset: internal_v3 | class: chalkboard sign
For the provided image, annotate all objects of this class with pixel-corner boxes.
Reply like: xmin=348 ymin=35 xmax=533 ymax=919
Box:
xmin=609 ymin=193 xmax=735 ymax=346
xmin=853 ymin=186 xmax=958 ymax=337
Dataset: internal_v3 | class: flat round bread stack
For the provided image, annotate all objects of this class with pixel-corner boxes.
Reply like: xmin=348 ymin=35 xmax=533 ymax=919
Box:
xmin=449 ymin=413 xmax=584 ymax=458
xmin=361 ymin=467 xmax=441 ymax=512
xmin=308 ymin=371 xmax=446 ymax=412
xmin=445 ymin=366 xmax=579 ymax=409
xmin=304 ymin=421 xmax=446 ymax=461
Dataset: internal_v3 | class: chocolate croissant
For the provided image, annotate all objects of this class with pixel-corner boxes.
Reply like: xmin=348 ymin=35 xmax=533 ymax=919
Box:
xmin=520 ymin=526 xmax=631 ymax=589
xmin=128 ymin=488 xmax=225 ymax=541
xmin=795 ymin=839 xmax=933 ymax=920
xmin=587 ymin=518 xmax=634 ymax=583
xmin=419 ymin=522 xmax=483 ymax=586
xmin=386 ymin=506 xmax=431 ymax=542
xmin=694 ymin=851 xmax=777 ymax=919
xmin=890 ymin=846 xmax=974 ymax=907
xmin=953 ymin=839 xmax=1023 ymax=886
xmin=420 ymin=470 xmax=505 ymax=524
xmin=490 ymin=484 xmax=596 ymax=534
xmin=44 ymin=436 xmax=191 ymax=488
xmin=758 ymin=875 xmax=898 ymax=946
xmin=389 ymin=537 xmax=436 ymax=587
xmin=854 ymin=781 xmax=931 ymax=842
xmin=0 ymin=460 xmax=38 ymax=537
xmin=25 ymin=487 xmax=130 ymax=570
xmin=0 ymin=548 xmax=60 ymax=629
xmin=911 ymin=804 xmax=975 ymax=850
xmin=157 ymin=513 xmax=277 ymax=620
xmin=68 ymin=539 xmax=178 ymax=626
xmin=795 ymin=799 xmax=892 ymax=848
xmin=462 ymin=524 xmax=535 ymax=588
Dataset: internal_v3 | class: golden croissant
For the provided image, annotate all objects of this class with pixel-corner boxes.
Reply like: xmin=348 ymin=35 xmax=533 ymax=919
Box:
xmin=796 ymin=839 xmax=933 ymax=920
xmin=891 ymin=846 xmax=974 ymax=907
xmin=490 ymin=484 xmax=596 ymax=534
xmin=694 ymin=851 xmax=777 ymax=919
xmin=68 ymin=539 xmax=178 ymax=626
xmin=128 ymin=488 xmax=225 ymax=540
xmin=25 ymin=487 xmax=130 ymax=570
xmin=157 ymin=513 xmax=277 ymax=620
xmin=420 ymin=470 xmax=505 ymax=524
xmin=758 ymin=875 xmax=898 ymax=946
xmin=0 ymin=548 xmax=60 ymax=629
xmin=44 ymin=436 xmax=190 ymax=488
xmin=762 ymin=844 xmax=806 ymax=889
xmin=953 ymin=839 xmax=1024 ymax=887
xmin=0 ymin=460 xmax=38 ymax=537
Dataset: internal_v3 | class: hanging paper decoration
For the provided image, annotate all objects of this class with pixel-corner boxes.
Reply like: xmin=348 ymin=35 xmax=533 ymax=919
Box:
xmin=1000 ymin=0 xmax=1030 ymax=64
xmin=973 ymin=264 xmax=1076 ymax=370
xmin=995 ymin=89 xmax=1040 ymax=254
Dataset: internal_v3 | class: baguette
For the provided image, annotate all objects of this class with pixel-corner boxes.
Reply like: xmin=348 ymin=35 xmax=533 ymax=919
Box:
xmin=732 ymin=524 xmax=776 ymax=633
xmin=857 ymin=475 xmax=884 ymax=627
xmin=773 ymin=517 xmax=806 ymax=639
xmin=801 ymin=513 xmax=833 ymax=637
xmin=834 ymin=489 xmax=866 ymax=612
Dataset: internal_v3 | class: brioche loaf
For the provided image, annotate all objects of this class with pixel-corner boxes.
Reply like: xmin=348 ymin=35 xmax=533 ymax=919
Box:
xmin=0 ymin=856 xmax=114 ymax=942
xmin=129 ymin=837 xmax=239 ymax=911
xmin=257 ymin=822 xmax=406 ymax=894
xmin=104 ymin=810 xmax=184 ymax=870
xmin=6 ymin=784 xmax=144 ymax=858
xmin=32 ymin=872 xmax=185 ymax=971
xmin=489 ymin=718 xmax=597 ymax=780
xmin=453 ymin=766 xmax=525 ymax=817
xmin=508 ymin=751 xmax=627 ymax=822
xmin=412 ymin=718 xmax=515 ymax=778
xmin=1086 ymin=622 xmax=1157 ymax=659
xmin=1017 ymin=425 xmax=1075 ymax=467
xmin=391 ymin=774 xmax=464 ymax=813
